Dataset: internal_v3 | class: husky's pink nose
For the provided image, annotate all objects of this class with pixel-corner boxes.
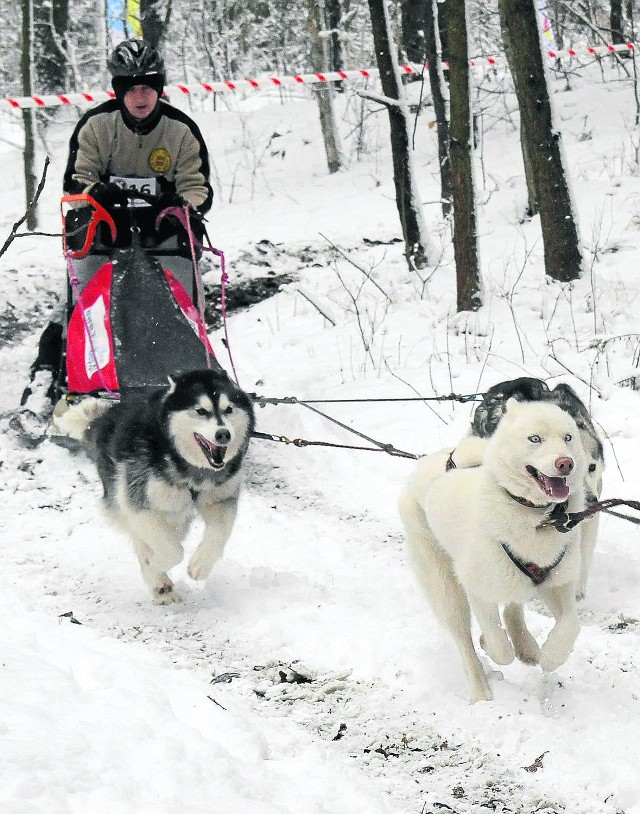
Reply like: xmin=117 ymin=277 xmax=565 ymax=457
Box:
xmin=555 ymin=456 xmax=574 ymax=475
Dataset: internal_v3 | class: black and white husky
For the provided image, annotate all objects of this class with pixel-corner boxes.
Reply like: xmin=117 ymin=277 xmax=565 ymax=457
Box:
xmin=470 ymin=377 xmax=604 ymax=598
xmin=59 ymin=369 xmax=255 ymax=604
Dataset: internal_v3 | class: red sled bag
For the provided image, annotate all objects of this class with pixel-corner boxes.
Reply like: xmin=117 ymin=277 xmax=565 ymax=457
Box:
xmin=66 ymin=260 xmax=118 ymax=394
xmin=62 ymin=193 xmax=218 ymax=400
xmin=66 ymin=246 xmax=216 ymax=398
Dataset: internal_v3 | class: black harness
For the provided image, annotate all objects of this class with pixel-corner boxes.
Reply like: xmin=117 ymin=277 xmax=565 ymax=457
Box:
xmin=445 ymin=450 xmax=569 ymax=586
xmin=444 ymin=447 xmax=640 ymax=583
xmin=500 ymin=540 xmax=568 ymax=586
xmin=502 ymin=494 xmax=572 ymax=586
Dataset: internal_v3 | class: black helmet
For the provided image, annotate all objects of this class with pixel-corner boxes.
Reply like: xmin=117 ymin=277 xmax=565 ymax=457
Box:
xmin=107 ymin=39 xmax=165 ymax=78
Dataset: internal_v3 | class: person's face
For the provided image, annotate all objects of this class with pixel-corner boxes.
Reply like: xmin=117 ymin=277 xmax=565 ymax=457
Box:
xmin=123 ymin=85 xmax=159 ymax=119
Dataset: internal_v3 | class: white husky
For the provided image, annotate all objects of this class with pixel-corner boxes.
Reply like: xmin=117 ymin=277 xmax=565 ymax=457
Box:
xmin=399 ymin=398 xmax=587 ymax=703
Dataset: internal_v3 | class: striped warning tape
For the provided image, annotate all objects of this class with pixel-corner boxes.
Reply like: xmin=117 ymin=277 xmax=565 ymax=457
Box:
xmin=1 ymin=41 xmax=636 ymax=112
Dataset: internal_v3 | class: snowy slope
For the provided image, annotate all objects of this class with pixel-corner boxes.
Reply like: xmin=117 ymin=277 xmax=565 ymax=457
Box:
xmin=1 ymin=63 xmax=640 ymax=813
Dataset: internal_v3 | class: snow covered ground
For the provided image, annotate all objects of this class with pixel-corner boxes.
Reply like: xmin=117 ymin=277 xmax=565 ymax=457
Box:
xmin=2 ymin=61 xmax=640 ymax=813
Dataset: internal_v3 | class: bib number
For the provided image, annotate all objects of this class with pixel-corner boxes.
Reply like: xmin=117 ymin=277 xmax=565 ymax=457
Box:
xmin=109 ymin=176 xmax=158 ymax=207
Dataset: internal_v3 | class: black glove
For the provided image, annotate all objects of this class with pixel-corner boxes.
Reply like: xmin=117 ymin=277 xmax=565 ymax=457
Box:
xmin=157 ymin=191 xmax=189 ymax=211
xmin=90 ymin=182 xmax=129 ymax=208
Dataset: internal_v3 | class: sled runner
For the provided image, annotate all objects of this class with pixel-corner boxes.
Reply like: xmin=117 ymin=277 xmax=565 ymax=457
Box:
xmin=45 ymin=191 xmax=219 ymax=441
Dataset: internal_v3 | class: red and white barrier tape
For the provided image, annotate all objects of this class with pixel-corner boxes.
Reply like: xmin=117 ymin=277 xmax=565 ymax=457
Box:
xmin=0 ymin=69 xmax=379 ymax=112
xmin=1 ymin=41 xmax=636 ymax=112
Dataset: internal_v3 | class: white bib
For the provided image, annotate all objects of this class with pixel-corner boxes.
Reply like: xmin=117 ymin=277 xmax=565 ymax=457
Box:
xmin=109 ymin=176 xmax=159 ymax=207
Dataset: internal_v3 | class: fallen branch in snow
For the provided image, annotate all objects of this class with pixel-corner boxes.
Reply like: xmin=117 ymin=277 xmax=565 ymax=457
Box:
xmin=587 ymin=332 xmax=640 ymax=348
xmin=523 ymin=751 xmax=548 ymax=773
xmin=320 ymin=232 xmax=392 ymax=303
xmin=295 ymin=286 xmax=338 ymax=325
xmin=0 ymin=156 xmax=51 ymax=260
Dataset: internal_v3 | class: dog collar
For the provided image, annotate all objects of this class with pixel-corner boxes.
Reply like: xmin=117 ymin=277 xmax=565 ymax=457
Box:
xmin=506 ymin=490 xmax=551 ymax=509
xmin=507 ymin=491 xmax=572 ymax=532
xmin=501 ymin=542 xmax=568 ymax=586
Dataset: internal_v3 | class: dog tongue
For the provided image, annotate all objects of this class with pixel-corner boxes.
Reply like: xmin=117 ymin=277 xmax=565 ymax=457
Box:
xmin=194 ymin=432 xmax=226 ymax=468
xmin=540 ymin=473 xmax=569 ymax=500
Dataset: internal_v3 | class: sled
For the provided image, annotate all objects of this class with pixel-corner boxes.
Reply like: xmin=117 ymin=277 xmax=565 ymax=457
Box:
xmin=56 ymin=191 xmax=217 ymax=408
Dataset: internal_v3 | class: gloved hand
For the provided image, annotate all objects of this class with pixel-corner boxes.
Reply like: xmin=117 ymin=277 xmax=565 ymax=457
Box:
xmin=157 ymin=191 xmax=189 ymax=211
xmin=90 ymin=182 xmax=129 ymax=208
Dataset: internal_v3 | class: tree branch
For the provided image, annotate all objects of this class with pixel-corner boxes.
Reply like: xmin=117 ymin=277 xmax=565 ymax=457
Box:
xmin=0 ymin=156 xmax=51 ymax=260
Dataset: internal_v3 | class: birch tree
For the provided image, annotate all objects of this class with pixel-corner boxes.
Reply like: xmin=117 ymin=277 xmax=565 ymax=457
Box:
xmin=307 ymin=0 xmax=343 ymax=174
xmin=96 ymin=0 xmax=108 ymax=86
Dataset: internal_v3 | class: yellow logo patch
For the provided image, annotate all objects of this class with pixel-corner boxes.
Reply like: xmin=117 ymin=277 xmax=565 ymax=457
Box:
xmin=149 ymin=148 xmax=171 ymax=173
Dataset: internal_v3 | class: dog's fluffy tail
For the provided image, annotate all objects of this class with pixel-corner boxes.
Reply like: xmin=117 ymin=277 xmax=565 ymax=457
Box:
xmin=49 ymin=397 xmax=112 ymax=444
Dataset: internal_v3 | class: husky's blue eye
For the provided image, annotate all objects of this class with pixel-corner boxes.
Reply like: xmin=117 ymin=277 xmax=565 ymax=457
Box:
xmin=565 ymin=433 xmax=572 ymax=442
xmin=528 ymin=434 xmax=541 ymax=443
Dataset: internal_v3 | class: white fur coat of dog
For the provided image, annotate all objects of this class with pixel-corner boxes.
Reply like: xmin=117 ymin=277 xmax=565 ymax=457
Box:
xmin=399 ymin=398 xmax=587 ymax=703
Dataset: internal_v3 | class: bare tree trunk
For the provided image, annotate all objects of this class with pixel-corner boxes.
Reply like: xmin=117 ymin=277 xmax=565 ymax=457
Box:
xmin=425 ymin=0 xmax=452 ymax=217
xmin=400 ymin=0 xmax=428 ymax=63
xmin=447 ymin=0 xmax=481 ymax=311
xmin=367 ymin=0 xmax=436 ymax=270
xmin=21 ymin=0 xmax=37 ymax=231
xmin=34 ymin=0 xmax=69 ymax=93
xmin=326 ymin=0 xmax=345 ymax=72
xmin=611 ymin=0 xmax=624 ymax=42
xmin=500 ymin=0 xmax=583 ymax=282
xmin=498 ymin=0 xmax=538 ymax=217
xmin=139 ymin=0 xmax=172 ymax=48
xmin=307 ymin=0 xmax=343 ymax=174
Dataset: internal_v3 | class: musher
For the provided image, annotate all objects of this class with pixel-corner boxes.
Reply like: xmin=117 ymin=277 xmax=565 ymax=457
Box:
xmin=21 ymin=38 xmax=213 ymax=410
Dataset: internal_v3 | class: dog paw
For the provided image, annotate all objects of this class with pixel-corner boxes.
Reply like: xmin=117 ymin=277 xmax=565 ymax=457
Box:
xmin=187 ymin=549 xmax=218 ymax=581
xmin=515 ymin=641 xmax=540 ymax=665
xmin=469 ymin=684 xmax=493 ymax=703
xmin=539 ymin=619 xmax=578 ymax=671
xmin=539 ymin=642 xmax=570 ymax=672
xmin=152 ymin=579 xmax=182 ymax=605
xmin=511 ymin=632 xmax=540 ymax=665
xmin=480 ymin=633 xmax=514 ymax=666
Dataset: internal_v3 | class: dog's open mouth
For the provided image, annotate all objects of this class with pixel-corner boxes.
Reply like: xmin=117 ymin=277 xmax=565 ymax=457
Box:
xmin=526 ymin=465 xmax=569 ymax=500
xmin=194 ymin=432 xmax=226 ymax=469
